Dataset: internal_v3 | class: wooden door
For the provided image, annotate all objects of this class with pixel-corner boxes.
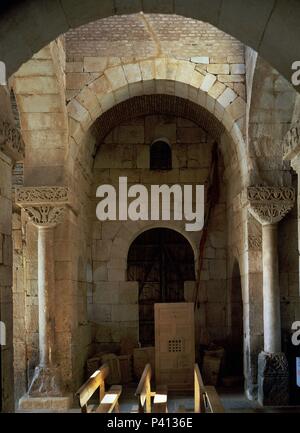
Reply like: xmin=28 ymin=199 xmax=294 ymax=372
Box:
xmin=155 ymin=303 xmax=195 ymax=391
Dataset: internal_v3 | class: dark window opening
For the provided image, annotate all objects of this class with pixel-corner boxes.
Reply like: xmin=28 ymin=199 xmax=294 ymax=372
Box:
xmin=127 ymin=228 xmax=195 ymax=346
xmin=150 ymin=140 xmax=172 ymax=170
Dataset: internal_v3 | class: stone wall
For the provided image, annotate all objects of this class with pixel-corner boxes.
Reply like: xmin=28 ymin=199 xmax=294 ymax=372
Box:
xmin=65 ymin=14 xmax=244 ymax=62
xmin=0 ymin=151 xmax=13 ymax=411
xmin=89 ymin=114 xmax=228 ymax=353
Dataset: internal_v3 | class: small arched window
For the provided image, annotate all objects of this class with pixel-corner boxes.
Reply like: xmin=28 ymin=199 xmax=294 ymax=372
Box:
xmin=150 ymin=139 xmax=172 ymax=170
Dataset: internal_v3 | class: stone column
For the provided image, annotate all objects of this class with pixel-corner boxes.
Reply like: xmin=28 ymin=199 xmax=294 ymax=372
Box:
xmin=247 ymin=186 xmax=295 ymax=406
xmin=15 ymin=187 xmax=73 ymax=410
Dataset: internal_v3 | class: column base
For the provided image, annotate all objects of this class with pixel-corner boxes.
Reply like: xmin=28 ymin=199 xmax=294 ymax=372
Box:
xmin=28 ymin=365 xmax=63 ymax=397
xmin=19 ymin=394 xmax=73 ymax=412
xmin=258 ymin=351 xmax=289 ymax=406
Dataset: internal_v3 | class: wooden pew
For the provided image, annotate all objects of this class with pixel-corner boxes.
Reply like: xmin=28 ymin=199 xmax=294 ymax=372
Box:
xmin=135 ymin=363 xmax=168 ymax=413
xmin=194 ymin=363 xmax=224 ymax=413
xmin=194 ymin=363 xmax=206 ymax=413
xmin=76 ymin=363 xmax=122 ymax=413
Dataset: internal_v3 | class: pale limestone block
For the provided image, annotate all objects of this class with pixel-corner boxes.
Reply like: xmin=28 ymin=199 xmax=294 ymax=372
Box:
xmin=227 ymin=56 xmax=244 ymax=63
xmin=231 ymin=64 xmax=246 ymax=74
xmin=166 ymin=58 xmax=179 ymax=81
xmin=210 ymin=56 xmax=227 ymax=64
xmin=112 ymin=304 xmax=138 ymax=322
xmin=139 ymin=60 xmax=155 ymax=81
xmin=66 ymin=72 xmax=92 ymax=90
xmin=217 ymin=87 xmax=238 ymax=108
xmin=98 ymin=93 xmax=116 ymax=111
xmin=17 ymin=94 xmax=62 ymax=113
xmin=154 ymin=58 xmax=167 ymax=80
xmin=65 ymin=62 xmax=84 ymax=73
xmin=69 ymin=118 xmax=85 ymax=144
xmin=89 ymin=75 xmax=112 ymax=98
xmin=218 ymin=74 xmax=244 ymax=83
xmin=84 ymin=56 xmax=107 ymax=72
xmin=15 ymin=60 xmax=55 ymax=76
xmin=123 ymin=63 xmax=142 ymax=83
xmin=20 ymin=112 xmax=65 ymax=130
xmin=207 ymin=64 xmax=230 ymax=75
xmin=200 ymin=73 xmax=217 ymax=92
xmin=175 ymin=61 xmax=195 ymax=84
xmin=226 ymin=97 xmax=246 ymax=121
xmin=67 ymin=99 xmax=92 ymax=125
xmin=207 ymin=81 xmax=226 ymax=99
xmin=190 ymin=71 xmax=205 ymax=89
xmin=104 ymin=66 xmax=128 ymax=90
xmin=108 ymin=57 xmax=121 ymax=67
xmin=76 ymin=86 xmax=102 ymax=120
xmin=15 ymin=76 xmax=59 ymax=94
xmin=190 ymin=56 xmax=209 ymax=64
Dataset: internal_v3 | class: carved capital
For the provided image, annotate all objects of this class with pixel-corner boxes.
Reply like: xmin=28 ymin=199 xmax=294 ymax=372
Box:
xmin=247 ymin=186 xmax=295 ymax=225
xmin=0 ymin=120 xmax=24 ymax=160
xmin=283 ymin=121 xmax=300 ymax=161
xmin=15 ymin=186 xmax=73 ymax=228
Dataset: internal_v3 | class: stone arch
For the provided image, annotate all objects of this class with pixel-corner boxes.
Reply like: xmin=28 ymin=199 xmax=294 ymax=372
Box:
xmin=12 ymin=40 xmax=68 ymax=186
xmin=0 ymin=0 xmax=299 ymax=88
xmin=67 ymin=57 xmax=249 ymax=185
xmin=106 ymin=220 xmax=200 ymax=281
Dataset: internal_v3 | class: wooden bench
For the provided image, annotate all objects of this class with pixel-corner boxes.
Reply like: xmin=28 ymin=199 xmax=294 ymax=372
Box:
xmin=194 ymin=363 xmax=224 ymax=413
xmin=134 ymin=363 xmax=168 ymax=413
xmin=76 ymin=363 xmax=122 ymax=413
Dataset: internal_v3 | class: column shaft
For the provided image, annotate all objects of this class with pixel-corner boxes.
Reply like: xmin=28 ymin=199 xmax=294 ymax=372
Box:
xmin=38 ymin=226 xmax=55 ymax=367
xmin=262 ymin=223 xmax=281 ymax=353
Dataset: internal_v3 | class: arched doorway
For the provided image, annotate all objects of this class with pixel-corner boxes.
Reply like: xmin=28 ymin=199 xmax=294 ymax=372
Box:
xmin=127 ymin=228 xmax=195 ymax=346
xmin=228 ymin=260 xmax=244 ymax=381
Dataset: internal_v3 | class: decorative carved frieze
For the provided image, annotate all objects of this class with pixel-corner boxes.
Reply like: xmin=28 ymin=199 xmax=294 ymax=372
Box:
xmin=283 ymin=121 xmax=300 ymax=161
xmin=15 ymin=186 xmax=74 ymax=227
xmin=0 ymin=120 xmax=24 ymax=160
xmin=247 ymin=186 xmax=295 ymax=225
xmin=15 ymin=186 xmax=70 ymax=204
